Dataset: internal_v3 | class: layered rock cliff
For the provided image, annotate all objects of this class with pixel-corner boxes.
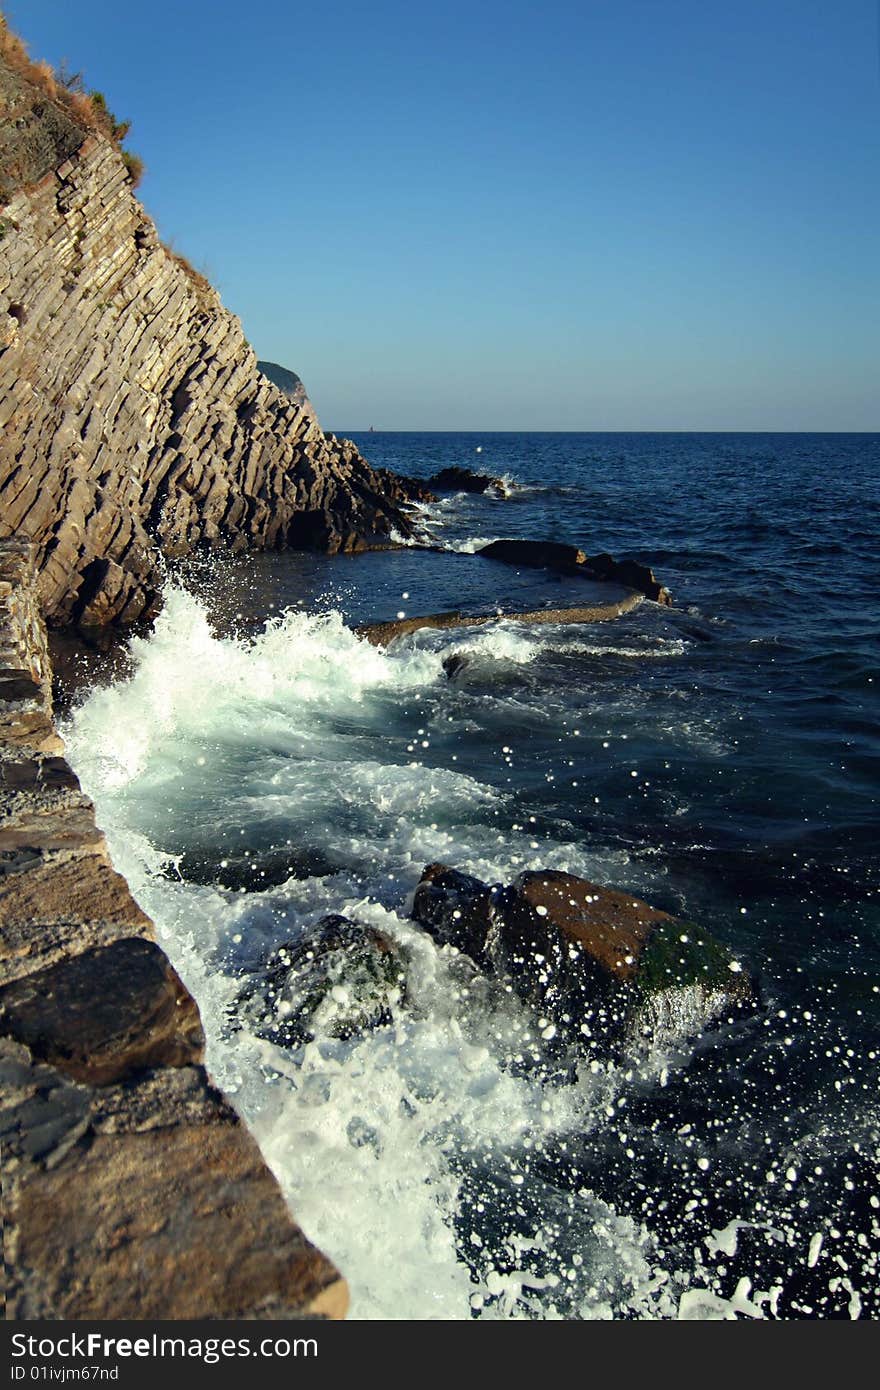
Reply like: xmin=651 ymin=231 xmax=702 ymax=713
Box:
xmin=0 ymin=39 xmax=427 ymax=634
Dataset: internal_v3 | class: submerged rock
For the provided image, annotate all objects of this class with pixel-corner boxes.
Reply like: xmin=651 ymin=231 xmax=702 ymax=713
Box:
xmin=411 ymin=864 xmax=757 ymax=1052
xmin=427 ymin=467 xmax=508 ymax=496
xmin=356 ymin=590 xmax=642 ymax=647
xmin=477 ymin=539 xmax=672 ymax=605
xmin=236 ymin=915 xmax=406 ymax=1047
xmin=171 ymin=845 xmax=344 ymax=892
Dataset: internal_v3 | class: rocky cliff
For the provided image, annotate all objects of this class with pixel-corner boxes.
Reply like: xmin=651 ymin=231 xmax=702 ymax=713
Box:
xmin=0 ymin=36 xmax=427 ymax=634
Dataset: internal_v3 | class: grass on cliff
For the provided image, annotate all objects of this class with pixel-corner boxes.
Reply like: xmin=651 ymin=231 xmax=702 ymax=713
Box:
xmin=0 ymin=14 xmax=145 ymax=186
xmin=164 ymin=245 xmax=213 ymax=299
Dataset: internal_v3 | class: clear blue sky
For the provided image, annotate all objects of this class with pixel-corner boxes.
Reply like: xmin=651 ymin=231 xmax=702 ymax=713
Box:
xmin=7 ymin=0 xmax=879 ymax=429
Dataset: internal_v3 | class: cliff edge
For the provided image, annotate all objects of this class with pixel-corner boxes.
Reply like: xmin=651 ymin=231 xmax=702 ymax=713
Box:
xmin=0 ymin=27 xmax=427 ymax=634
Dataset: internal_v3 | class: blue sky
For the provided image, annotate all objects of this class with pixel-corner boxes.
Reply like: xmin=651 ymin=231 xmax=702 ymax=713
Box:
xmin=7 ymin=0 xmax=879 ymax=429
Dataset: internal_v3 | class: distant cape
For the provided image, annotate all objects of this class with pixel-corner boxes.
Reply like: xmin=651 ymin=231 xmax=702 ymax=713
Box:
xmin=257 ymin=359 xmax=315 ymax=417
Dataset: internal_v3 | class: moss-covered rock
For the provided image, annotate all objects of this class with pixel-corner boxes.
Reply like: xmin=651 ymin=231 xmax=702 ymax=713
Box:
xmin=411 ymin=864 xmax=758 ymax=1054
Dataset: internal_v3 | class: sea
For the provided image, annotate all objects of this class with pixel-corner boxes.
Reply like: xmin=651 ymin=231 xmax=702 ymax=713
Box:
xmin=63 ymin=432 xmax=879 ymax=1320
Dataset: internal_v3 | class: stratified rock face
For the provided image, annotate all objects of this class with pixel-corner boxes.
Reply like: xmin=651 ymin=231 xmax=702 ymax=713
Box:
xmin=0 ymin=541 xmax=348 ymax=1318
xmin=0 ymin=51 xmax=423 ymax=632
xmin=412 ymin=863 xmax=757 ymax=1051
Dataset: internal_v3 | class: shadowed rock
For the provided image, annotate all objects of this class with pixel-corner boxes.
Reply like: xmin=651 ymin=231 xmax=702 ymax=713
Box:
xmin=427 ymin=467 xmax=508 ymax=495
xmin=236 ymin=915 xmax=407 ymax=1047
xmin=171 ymin=844 xmax=345 ymax=892
xmin=477 ymin=539 xmax=672 ymax=604
xmin=0 ymin=937 xmax=205 ymax=1084
xmin=411 ymin=864 xmax=502 ymax=968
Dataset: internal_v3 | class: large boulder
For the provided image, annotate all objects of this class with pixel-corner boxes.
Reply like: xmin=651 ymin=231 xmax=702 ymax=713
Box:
xmin=411 ymin=865 xmax=756 ymax=1051
xmin=236 ymin=915 xmax=406 ymax=1047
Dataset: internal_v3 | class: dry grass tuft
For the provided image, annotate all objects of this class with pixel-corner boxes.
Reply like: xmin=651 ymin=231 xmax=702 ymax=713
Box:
xmin=163 ymin=243 xmax=213 ymax=299
xmin=0 ymin=12 xmax=145 ymax=185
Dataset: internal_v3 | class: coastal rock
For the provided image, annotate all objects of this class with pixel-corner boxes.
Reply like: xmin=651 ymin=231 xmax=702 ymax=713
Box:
xmin=582 ymin=552 xmax=671 ymax=605
xmin=427 ymin=466 xmax=508 ymax=495
xmin=1 ymin=1042 xmax=347 ymax=1320
xmin=411 ymin=863 xmax=757 ymax=1050
xmin=0 ymin=937 xmax=205 ymax=1085
xmin=0 ymin=538 xmax=347 ymax=1318
xmin=477 ymin=538 xmax=672 ymax=605
xmin=356 ymin=590 xmax=643 ymax=647
xmin=173 ymin=843 xmax=344 ymax=892
xmin=0 ymin=48 xmax=425 ymax=633
xmin=478 ymin=539 xmax=588 ymax=570
xmin=237 ymin=915 xmax=406 ymax=1047
xmin=411 ymin=863 xmax=502 ymax=967
xmin=257 ymin=359 xmax=317 ymax=418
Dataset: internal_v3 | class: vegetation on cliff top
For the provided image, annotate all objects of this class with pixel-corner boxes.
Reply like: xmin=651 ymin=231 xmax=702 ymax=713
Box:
xmin=0 ymin=13 xmax=144 ymax=187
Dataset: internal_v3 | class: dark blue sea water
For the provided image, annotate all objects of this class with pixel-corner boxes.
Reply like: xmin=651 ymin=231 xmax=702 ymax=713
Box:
xmin=67 ymin=432 xmax=879 ymax=1319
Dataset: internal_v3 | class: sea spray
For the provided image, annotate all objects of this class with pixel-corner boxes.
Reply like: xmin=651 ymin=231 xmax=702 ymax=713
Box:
xmin=63 ymin=499 xmax=880 ymax=1321
xmin=63 ymin=587 xmax=683 ymax=1318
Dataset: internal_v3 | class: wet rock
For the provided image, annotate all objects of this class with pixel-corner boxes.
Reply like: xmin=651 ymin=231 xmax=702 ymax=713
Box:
xmin=500 ymin=870 xmax=756 ymax=1045
xmin=477 ymin=538 xmax=672 ymax=605
xmin=427 ymin=467 xmax=508 ymax=495
xmin=173 ymin=844 xmax=344 ymax=892
xmin=411 ymin=863 xmax=503 ymax=967
xmin=478 ymin=539 xmax=588 ymax=570
xmin=581 ymin=552 xmax=671 ymax=605
xmin=442 ymin=652 xmax=471 ymax=681
xmin=238 ymin=915 xmax=406 ymax=1047
xmin=411 ymin=864 xmax=757 ymax=1051
xmin=0 ymin=534 xmax=347 ymax=1318
xmin=356 ymin=590 xmax=643 ymax=647
xmin=0 ymin=937 xmax=205 ymax=1085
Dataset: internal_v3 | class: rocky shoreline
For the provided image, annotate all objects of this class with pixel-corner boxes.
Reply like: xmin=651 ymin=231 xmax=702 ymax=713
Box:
xmin=1 ymin=19 xmax=747 ymax=1323
xmin=0 ymin=541 xmax=347 ymax=1318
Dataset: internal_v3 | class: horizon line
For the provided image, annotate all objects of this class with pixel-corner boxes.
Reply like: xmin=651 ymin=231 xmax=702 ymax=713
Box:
xmin=330 ymin=427 xmax=880 ymax=436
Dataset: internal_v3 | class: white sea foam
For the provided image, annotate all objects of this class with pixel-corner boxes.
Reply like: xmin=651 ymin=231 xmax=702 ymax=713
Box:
xmin=63 ymin=586 xmax=844 ymax=1321
xmin=442 ymin=535 xmax=498 ymax=554
xmin=63 ymin=586 xmax=689 ymax=1320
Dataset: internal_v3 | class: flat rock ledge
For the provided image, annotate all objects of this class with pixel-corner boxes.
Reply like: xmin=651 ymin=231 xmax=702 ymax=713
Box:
xmin=356 ymin=591 xmax=643 ymax=647
xmin=0 ymin=541 xmax=347 ymax=1319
